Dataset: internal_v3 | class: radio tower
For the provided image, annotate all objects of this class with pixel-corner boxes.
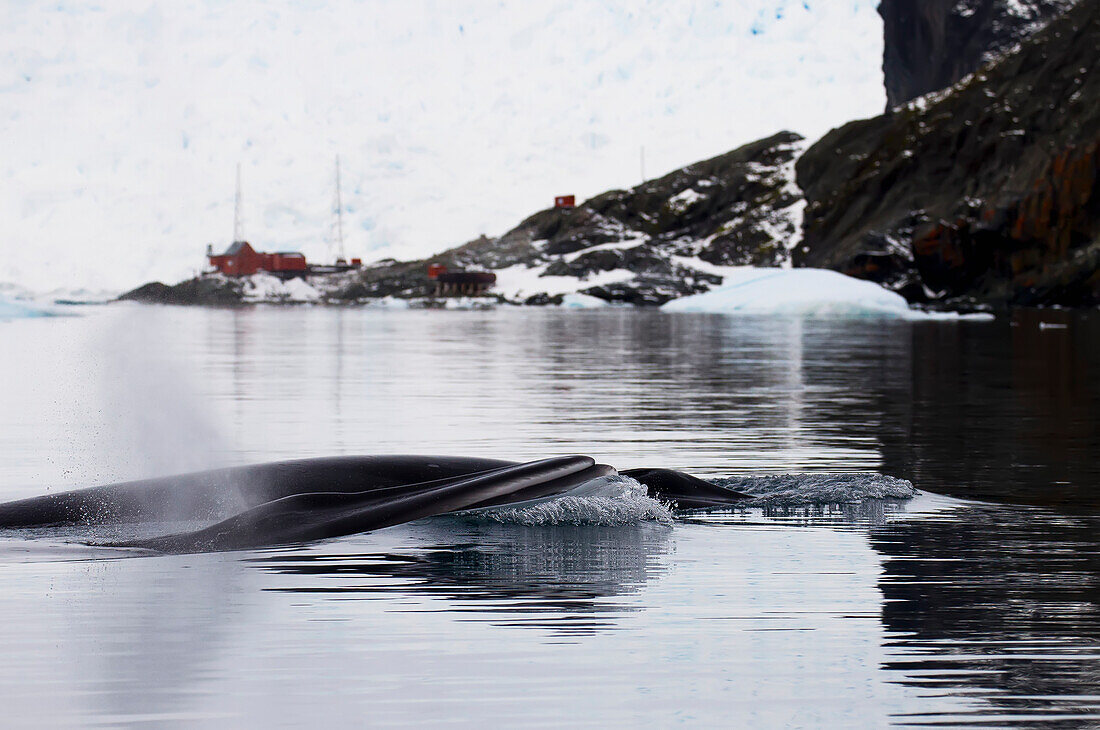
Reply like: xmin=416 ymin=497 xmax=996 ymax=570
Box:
xmin=233 ymin=163 xmax=244 ymax=243
xmin=331 ymin=155 xmax=346 ymax=263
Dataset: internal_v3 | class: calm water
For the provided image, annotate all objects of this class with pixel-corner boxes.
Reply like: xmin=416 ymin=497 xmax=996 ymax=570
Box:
xmin=1 ymin=304 xmax=1099 ymax=727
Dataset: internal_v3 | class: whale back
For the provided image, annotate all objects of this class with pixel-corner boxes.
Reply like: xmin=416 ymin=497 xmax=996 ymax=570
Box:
xmin=0 ymin=455 xmax=518 ymax=527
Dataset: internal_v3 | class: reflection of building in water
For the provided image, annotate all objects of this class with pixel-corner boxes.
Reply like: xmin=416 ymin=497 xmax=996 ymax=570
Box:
xmin=253 ymin=522 xmax=671 ymax=636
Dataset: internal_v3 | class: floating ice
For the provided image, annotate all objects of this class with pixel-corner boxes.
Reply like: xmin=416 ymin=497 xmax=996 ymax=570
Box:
xmin=662 ymin=268 xmax=993 ymax=320
xmin=363 ymin=296 xmax=411 ymax=310
xmin=0 ymin=295 xmax=53 ymax=320
xmin=559 ymin=293 xmax=609 ymax=309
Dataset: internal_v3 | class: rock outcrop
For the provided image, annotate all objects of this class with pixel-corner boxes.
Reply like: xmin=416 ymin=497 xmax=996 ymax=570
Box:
xmin=330 ymin=131 xmax=806 ymax=306
xmin=121 ymin=132 xmax=808 ymax=307
xmin=880 ymin=0 xmax=1077 ymax=109
xmin=797 ymin=0 xmax=1099 ymax=307
xmin=119 ymin=278 xmax=245 ymax=306
xmin=123 ymin=2 xmax=1099 ymax=311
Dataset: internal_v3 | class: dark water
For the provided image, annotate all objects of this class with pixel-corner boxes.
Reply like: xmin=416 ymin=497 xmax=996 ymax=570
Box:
xmin=1 ymin=304 xmax=1098 ymax=726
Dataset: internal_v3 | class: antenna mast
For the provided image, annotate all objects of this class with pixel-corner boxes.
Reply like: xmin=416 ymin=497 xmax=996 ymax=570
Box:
xmin=233 ymin=163 xmax=244 ymax=242
xmin=333 ymin=155 xmax=346 ymax=262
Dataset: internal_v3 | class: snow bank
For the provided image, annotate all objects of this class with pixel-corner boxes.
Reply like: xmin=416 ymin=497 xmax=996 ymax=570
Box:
xmin=241 ymin=274 xmax=321 ymax=303
xmin=662 ymin=268 xmax=992 ymax=320
xmin=492 ymin=264 xmax=634 ymax=301
xmin=559 ymin=293 xmax=609 ymax=309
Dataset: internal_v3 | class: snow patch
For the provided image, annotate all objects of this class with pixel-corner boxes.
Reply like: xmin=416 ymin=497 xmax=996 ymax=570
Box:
xmin=241 ymin=273 xmax=321 ymax=303
xmin=667 ymin=187 xmax=705 ymax=213
xmin=492 ymin=263 xmax=634 ymax=301
xmin=559 ymin=293 xmax=609 ymax=309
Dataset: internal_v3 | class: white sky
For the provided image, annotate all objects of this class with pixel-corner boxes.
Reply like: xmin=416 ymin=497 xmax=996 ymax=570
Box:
xmin=1 ymin=1 xmax=885 ymax=292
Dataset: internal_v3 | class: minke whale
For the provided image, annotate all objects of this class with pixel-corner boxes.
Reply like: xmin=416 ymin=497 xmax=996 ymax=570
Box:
xmin=0 ymin=455 xmax=748 ymax=553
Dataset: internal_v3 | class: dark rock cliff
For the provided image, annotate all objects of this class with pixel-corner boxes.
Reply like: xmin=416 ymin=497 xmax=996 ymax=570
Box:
xmin=797 ymin=0 xmax=1099 ymax=306
xmin=880 ymin=0 xmax=1077 ymax=109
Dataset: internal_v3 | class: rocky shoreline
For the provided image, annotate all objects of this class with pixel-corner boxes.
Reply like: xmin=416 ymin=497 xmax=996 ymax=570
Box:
xmin=122 ymin=1 xmax=1097 ymax=311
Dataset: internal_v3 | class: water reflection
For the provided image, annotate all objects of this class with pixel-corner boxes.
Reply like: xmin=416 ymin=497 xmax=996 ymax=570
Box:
xmin=0 ymin=550 xmax=252 ymax=726
xmin=4 ymin=305 xmax=1100 ymax=725
xmin=685 ymin=498 xmax=919 ymax=528
xmin=878 ymin=310 xmax=1100 ymax=509
xmin=248 ymin=521 xmax=672 ymax=636
xmin=872 ymin=504 xmax=1100 ymax=725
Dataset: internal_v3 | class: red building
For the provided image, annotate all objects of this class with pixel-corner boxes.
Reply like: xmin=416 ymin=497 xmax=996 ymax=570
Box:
xmin=208 ymin=241 xmax=308 ymax=277
xmin=554 ymin=195 xmax=576 ymax=209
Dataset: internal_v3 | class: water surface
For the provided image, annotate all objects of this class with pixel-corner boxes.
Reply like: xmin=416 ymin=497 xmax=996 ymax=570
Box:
xmin=1 ymin=304 xmax=1098 ymax=726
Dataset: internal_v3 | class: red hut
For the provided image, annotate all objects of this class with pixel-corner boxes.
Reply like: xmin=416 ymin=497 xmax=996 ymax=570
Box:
xmin=208 ymin=242 xmax=308 ymax=277
xmin=267 ymin=252 xmax=308 ymax=274
xmin=554 ymin=195 xmax=576 ymax=209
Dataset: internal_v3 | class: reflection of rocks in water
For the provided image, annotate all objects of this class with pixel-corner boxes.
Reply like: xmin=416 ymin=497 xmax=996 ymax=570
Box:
xmin=248 ymin=523 xmax=671 ymax=636
xmin=877 ymin=313 xmax=1100 ymax=509
xmin=872 ymin=505 xmax=1100 ymax=722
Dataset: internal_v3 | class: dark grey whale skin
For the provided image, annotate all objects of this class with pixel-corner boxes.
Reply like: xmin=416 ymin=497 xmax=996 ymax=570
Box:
xmin=0 ymin=455 xmax=748 ymax=553
xmin=0 ymin=456 xmax=524 ymax=527
xmin=620 ymin=468 xmax=749 ymax=510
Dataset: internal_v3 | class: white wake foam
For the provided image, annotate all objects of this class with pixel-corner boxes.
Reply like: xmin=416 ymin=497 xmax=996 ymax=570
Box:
xmin=463 ymin=475 xmax=674 ymax=526
xmin=713 ymin=473 xmax=917 ymax=507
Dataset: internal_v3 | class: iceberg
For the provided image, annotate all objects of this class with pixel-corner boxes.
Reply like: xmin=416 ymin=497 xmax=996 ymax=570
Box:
xmin=559 ymin=293 xmax=609 ymax=309
xmin=662 ymin=268 xmax=987 ymax=319
xmin=0 ymin=295 xmax=52 ymax=320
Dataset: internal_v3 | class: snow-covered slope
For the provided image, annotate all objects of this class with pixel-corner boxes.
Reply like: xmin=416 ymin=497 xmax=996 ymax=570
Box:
xmin=2 ymin=1 xmax=885 ymax=293
xmin=339 ymin=131 xmax=811 ymax=306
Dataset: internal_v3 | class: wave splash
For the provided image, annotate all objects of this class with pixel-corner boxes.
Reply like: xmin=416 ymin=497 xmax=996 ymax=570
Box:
xmin=464 ymin=476 xmax=674 ymax=527
xmin=713 ymin=473 xmax=917 ymax=507
xmin=462 ymin=472 xmax=916 ymax=525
